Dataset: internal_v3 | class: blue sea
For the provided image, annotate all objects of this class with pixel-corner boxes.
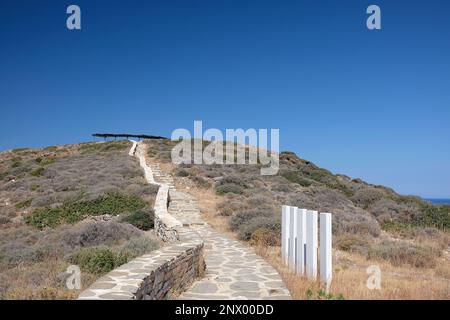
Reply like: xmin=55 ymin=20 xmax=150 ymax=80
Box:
xmin=425 ymin=199 xmax=450 ymax=205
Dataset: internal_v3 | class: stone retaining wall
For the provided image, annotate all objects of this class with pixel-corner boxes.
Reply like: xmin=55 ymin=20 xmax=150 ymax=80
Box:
xmin=78 ymin=227 xmax=204 ymax=300
xmin=77 ymin=141 xmax=205 ymax=300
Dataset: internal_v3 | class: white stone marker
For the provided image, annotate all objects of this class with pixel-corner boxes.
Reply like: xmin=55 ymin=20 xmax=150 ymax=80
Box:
xmin=281 ymin=205 xmax=290 ymax=265
xmin=320 ymin=212 xmax=332 ymax=288
xmin=306 ymin=210 xmax=318 ymax=279
xmin=288 ymin=206 xmax=297 ymax=269
xmin=295 ymin=208 xmax=307 ymax=275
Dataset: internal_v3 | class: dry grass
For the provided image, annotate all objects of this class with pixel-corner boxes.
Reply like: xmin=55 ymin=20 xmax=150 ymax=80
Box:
xmin=256 ymin=245 xmax=450 ymax=300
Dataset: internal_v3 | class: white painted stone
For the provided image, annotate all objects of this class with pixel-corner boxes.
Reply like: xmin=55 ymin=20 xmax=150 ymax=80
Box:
xmin=295 ymin=208 xmax=307 ymax=275
xmin=281 ymin=205 xmax=290 ymax=265
xmin=320 ymin=212 xmax=332 ymax=288
xmin=306 ymin=210 xmax=318 ymax=279
xmin=288 ymin=206 xmax=296 ymax=269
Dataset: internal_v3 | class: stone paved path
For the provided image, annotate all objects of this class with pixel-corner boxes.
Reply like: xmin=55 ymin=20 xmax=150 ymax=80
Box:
xmin=150 ymin=159 xmax=291 ymax=300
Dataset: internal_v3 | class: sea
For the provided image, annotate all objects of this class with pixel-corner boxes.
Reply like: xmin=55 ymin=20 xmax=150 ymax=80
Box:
xmin=425 ymin=199 xmax=450 ymax=205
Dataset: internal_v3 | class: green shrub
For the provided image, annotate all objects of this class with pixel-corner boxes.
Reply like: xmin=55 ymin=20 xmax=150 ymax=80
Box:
xmin=279 ymin=170 xmax=312 ymax=187
xmin=66 ymin=247 xmax=129 ymax=275
xmin=11 ymin=157 xmax=22 ymax=168
xmin=0 ymin=171 xmax=8 ymax=181
xmin=30 ymin=184 xmax=40 ymax=191
xmin=216 ymin=183 xmax=243 ymax=195
xmin=15 ymin=199 xmax=33 ymax=209
xmin=325 ymin=182 xmax=354 ymax=197
xmin=121 ymin=210 xmax=154 ymax=231
xmin=25 ymin=192 xmax=147 ymax=229
xmin=25 ymin=207 xmax=66 ymax=229
xmin=306 ymin=289 xmax=345 ymax=300
xmin=30 ymin=167 xmax=45 ymax=177
xmin=414 ymin=205 xmax=450 ymax=230
xmin=381 ymin=221 xmax=417 ymax=237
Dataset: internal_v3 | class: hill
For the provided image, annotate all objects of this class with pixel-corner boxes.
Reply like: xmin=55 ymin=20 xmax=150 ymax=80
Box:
xmin=1 ymin=138 xmax=449 ymax=299
xmin=0 ymin=141 xmax=160 ymax=299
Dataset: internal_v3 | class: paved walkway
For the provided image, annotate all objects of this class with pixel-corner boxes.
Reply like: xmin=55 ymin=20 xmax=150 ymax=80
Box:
xmin=149 ymin=159 xmax=291 ymax=300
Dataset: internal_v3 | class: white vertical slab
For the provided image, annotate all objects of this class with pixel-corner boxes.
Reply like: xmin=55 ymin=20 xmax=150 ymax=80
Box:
xmin=306 ymin=210 xmax=318 ymax=279
xmin=295 ymin=208 xmax=307 ymax=275
xmin=320 ymin=212 xmax=332 ymax=288
xmin=281 ymin=205 xmax=290 ymax=265
xmin=288 ymin=206 xmax=297 ymax=269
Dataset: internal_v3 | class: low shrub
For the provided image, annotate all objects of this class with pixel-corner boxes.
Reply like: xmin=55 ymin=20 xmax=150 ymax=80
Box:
xmin=80 ymin=141 xmax=129 ymax=153
xmin=351 ymin=188 xmax=386 ymax=209
xmin=62 ymin=220 xmax=143 ymax=248
xmin=216 ymin=183 xmax=243 ymax=195
xmin=30 ymin=167 xmax=45 ymax=177
xmin=191 ymin=175 xmax=211 ymax=188
xmin=11 ymin=157 xmax=22 ymax=168
xmin=0 ymin=216 xmax=10 ymax=225
xmin=250 ymin=228 xmax=280 ymax=247
xmin=120 ymin=210 xmax=154 ymax=231
xmin=15 ymin=199 xmax=33 ymax=209
xmin=380 ymin=221 xmax=417 ymax=237
xmin=279 ymin=170 xmax=312 ymax=187
xmin=0 ymin=171 xmax=8 ymax=180
xmin=237 ymin=216 xmax=281 ymax=241
xmin=119 ymin=236 xmax=159 ymax=257
xmin=25 ymin=192 xmax=147 ymax=229
xmin=335 ymin=234 xmax=370 ymax=254
xmin=368 ymin=241 xmax=440 ymax=268
xmin=229 ymin=208 xmax=274 ymax=231
xmin=66 ymin=247 xmax=129 ymax=275
xmin=175 ymin=169 xmax=190 ymax=177
xmin=216 ymin=197 xmax=247 ymax=216
xmin=414 ymin=205 xmax=450 ymax=230
xmin=306 ymin=289 xmax=345 ymax=300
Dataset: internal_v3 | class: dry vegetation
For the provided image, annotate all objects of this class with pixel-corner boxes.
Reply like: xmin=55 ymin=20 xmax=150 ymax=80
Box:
xmin=0 ymin=141 xmax=160 ymax=299
xmin=145 ymin=139 xmax=450 ymax=300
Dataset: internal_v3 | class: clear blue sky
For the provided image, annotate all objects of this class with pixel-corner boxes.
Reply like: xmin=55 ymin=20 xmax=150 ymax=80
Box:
xmin=1 ymin=1 xmax=449 ymax=198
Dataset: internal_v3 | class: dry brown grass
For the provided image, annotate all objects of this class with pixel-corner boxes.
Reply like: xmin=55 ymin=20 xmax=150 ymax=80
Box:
xmin=256 ymin=245 xmax=450 ymax=300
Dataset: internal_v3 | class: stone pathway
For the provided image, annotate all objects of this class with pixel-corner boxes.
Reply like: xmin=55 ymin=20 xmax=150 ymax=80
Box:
xmin=179 ymin=224 xmax=291 ymax=300
xmin=149 ymin=158 xmax=291 ymax=300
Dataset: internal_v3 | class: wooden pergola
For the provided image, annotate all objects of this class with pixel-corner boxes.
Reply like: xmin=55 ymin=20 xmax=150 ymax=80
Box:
xmin=92 ymin=133 xmax=167 ymax=141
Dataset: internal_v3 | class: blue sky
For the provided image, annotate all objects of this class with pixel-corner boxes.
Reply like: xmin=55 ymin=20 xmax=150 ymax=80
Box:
xmin=0 ymin=0 xmax=449 ymax=198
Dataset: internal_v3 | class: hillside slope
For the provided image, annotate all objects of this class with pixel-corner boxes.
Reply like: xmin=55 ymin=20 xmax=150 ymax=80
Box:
xmin=0 ymin=141 xmax=160 ymax=299
xmin=145 ymin=139 xmax=450 ymax=292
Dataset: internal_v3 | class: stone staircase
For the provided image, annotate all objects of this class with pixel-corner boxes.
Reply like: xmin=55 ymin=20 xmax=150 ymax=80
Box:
xmin=146 ymin=150 xmax=291 ymax=300
xmin=149 ymin=164 xmax=175 ymax=189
